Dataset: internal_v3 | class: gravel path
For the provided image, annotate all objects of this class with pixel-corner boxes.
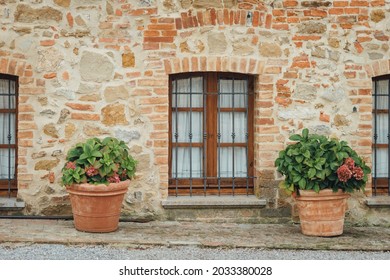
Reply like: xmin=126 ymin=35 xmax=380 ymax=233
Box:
xmin=0 ymin=243 xmax=389 ymax=260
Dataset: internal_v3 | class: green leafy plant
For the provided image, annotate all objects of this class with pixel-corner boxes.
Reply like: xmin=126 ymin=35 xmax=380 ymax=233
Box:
xmin=275 ymin=128 xmax=371 ymax=194
xmin=61 ymin=137 xmax=137 ymax=186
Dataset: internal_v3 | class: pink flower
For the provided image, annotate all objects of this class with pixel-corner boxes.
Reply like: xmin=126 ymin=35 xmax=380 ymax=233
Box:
xmin=344 ymin=157 xmax=355 ymax=170
xmin=85 ymin=166 xmax=99 ymax=177
xmin=353 ymin=166 xmax=364 ymax=180
xmin=65 ymin=161 xmax=76 ymax=170
xmin=337 ymin=164 xmax=352 ymax=182
xmin=108 ymin=172 xmax=120 ymax=183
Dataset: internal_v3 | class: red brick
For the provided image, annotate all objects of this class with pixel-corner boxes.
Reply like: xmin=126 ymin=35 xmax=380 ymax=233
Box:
xmin=144 ymin=37 xmax=174 ymax=43
xmin=7 ymin=60 xmax=17 ymax=74
xmin=175 ymin=18 xmax=182 ymax=30
xmin=272 ymin=9 xmax=285 ymax=16
xmin=129 ymin=8 xmax=157 ymax=16
xmin=18 ymin=131 xmax=33 ymax=139
xmin=144 ymin=30 xmax=160 ymax=37
xmin=66 ymin=102 xmax=95 ymax=111
xmin=272 ymin=24 xmax=289 ymax=30
xmin=18 ymin=114 xmax=34 ymax=121
xmin=71 ymin=113 xmax=100 ymax=121
xmin=292 ymin=35 xmax=321 ymax=41
xmin=252 ymin=11 xmax=260 ymax=27
xmin=223 ymin=9 xmax=229 ymax=25
xmin=320 ymin=111 xmax=330 ymax=122
xmin=66 ymin=12 xmax=73 ymax=27
xmin=350 ymin=1 xmax=369 ymax=6
xmin=210 ymin=8 xmax=217 ymax=25
xmin=283 ymin=0 xmax=298 ymax=7
xmin=19 ymin=104 xmax=34 ymax=112
xmin=147 ymin=24 xmax=175 ymax=30
xmin=158 ymin=18 xmax=174 ymax=24
xmin=143 ymin=43 xmax=159 ymax=50
xmin=40 ymin=40 xmax=55 ymax=47
xmin=329 ymin=8 xmax=344 ymax=15
xmin=333 ymin=1 xmax=348 ymax=7
xmin=43 ymin=73 xmax=56 ymax=79
xmin=344 ymin=71 xmax=357 ymax=79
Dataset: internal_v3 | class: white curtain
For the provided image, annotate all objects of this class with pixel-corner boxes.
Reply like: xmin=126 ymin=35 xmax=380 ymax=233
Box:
xmin=172 ymin=148 xmax=203 ymax=178
xmin=172 ymin=77 xmax=203 ymax=178
xmin=219 ymin=147 xmax=247 ymax=177
xmin=373 ymin=79 xmax=389 ymax=177
xmin=0 ymin=78 xmax=16 ymax=179
xmin=172 ymin=76 xmax=203 ymax=107
xmin=218 ymin=79 xmax=248 ymax=177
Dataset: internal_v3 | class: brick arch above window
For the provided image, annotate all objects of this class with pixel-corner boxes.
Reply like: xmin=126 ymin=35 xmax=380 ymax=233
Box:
xmin=365 ymin=59 xmax=390 ymax=79
xmin=162 ymin=56 xmax=266 ymax=76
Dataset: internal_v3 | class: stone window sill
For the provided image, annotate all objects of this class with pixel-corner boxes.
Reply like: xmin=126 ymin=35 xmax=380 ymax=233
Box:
xmin=365 ymin=196 xmax=390 ymax=207
xmin=0 ymin=197 xmax=25 ymax=210
xmin=162 ymin=195 xmax=267 ymax=209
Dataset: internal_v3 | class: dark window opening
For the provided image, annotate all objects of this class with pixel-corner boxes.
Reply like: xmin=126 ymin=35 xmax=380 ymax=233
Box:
xmin=169 ymin=72 xmax=254 ymax=196
xmin=0 ymin=74 xmax=18 ymax=197
xmin=372 ymin=74 xmax=390 ymax=196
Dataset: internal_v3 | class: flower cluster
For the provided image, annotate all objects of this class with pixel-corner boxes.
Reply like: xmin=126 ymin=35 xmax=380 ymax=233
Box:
xmin=61 ymin=137 xmax=137 ymax=186
xmin=337 ymin=157 xmax=364 ymax=182
xmin=65 ymin=161 xmax=76 ymax=170
xmin=85 ymin=166 xmax=99 ymax=177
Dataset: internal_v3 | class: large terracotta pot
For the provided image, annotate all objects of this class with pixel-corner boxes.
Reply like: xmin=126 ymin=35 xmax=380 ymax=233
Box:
xmin=66 ymin=180 xmax=129 ymax=233
xmin=295 ymin=189 xmax=350 ymax=237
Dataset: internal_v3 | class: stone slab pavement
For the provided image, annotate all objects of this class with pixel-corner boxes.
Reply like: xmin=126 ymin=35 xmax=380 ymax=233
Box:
xmin=0 ymin=219 xmax=389 ymax=251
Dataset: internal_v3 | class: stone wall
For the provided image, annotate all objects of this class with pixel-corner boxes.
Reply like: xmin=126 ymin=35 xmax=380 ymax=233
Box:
xmin=0 ymin=0 xmax=389 ymax=224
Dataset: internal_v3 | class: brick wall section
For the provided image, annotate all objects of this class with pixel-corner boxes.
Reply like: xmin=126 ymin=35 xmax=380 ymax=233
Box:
xmin=0 ymin=0 xmax=388 ymax=220
xmin=0 ymin=51 xmax=39 ymax=190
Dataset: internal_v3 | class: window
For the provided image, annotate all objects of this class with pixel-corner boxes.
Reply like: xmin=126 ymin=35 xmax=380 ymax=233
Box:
xmin=372 ymin=75 xmax=390 ymax=196
xmin=169 ymin=72 xmax=254 ymax=196
xmin=0 ymin=74 xmax=18 ymax=197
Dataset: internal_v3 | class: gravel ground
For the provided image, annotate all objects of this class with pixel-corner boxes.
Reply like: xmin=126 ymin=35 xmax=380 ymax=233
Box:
xmin=0 ymin=243 xmax=389 ymax=260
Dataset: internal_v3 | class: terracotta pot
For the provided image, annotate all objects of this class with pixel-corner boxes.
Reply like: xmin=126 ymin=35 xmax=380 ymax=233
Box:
xmin=66 ymin=180 xmax=129 ymax=233
xmin=295 ymin=189 xmax=350 ymax=237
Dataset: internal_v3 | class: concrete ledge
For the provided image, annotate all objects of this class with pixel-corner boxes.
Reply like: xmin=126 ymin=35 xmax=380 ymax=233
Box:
xmin=0 ymin=197 xmax=25 ymax=210
xmin=162 ymin=195 xmax=267 ymax=209
xmin=365 ymin=196 xmax=390 ymax=207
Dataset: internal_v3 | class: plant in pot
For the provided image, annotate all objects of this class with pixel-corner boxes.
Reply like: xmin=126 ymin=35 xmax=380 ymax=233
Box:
xmin=274 ymin=128 xmax=370 ymax=236
xmin=61 ymin=137 xmax=137 ymax=233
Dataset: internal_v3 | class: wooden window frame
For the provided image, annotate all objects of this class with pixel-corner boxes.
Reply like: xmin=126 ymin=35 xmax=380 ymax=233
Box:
xmin=0 ymin=74 xmax=18 ymax=197
xmin=372 ymin=74 xmax=390 ymax=196
xmin=168 ymin=72 xmax=254 ymax=196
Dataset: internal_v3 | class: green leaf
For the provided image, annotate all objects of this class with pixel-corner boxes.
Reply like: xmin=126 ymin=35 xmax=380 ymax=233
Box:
xmin=308 ymin=168 xmax=316 ymax=178
xmin=298 ymin=178 xmax=307 ymax=189
xmin=295 ymin=155 xmax=303 ymax=163
xmin=303 ymin=150 xmax=311 ymax=158
xmin=91 ymin=151 xmax=103 ymax=157
xmin=289 ymin=134 xmax=302 ymax=141
xmin=302 ymin=128 xmax=309 ymax=139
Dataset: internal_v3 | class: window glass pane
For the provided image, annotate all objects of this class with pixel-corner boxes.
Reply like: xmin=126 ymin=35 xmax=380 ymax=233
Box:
xmin=0 ymin=113 xmax=16 ymax=144
xmin=374 ymin=80 xmax=389 ymax=110
xmin=219 ymin=79 xmax=247 ymax=108
xmin=0 ymin=79 xmax=16 ymax=109
xmin=219 ymin=112 xmax=247 ymax=143
xmin=373 ymin=148 xmax=388 ymax=177
xmin=374 ymin=113 xmax=388 ymax=144
xmin=172 ymin=77 xmax=203 ymax=107
xmin=0 ymin=149 xmax=15 ymax=179
xmin=172 ymin=112 xmax=203 ymax=142
xmin=218 ymin=147 xmax=247 ymax=177
xmin=172 ymin=147 xmax=203 ymax=178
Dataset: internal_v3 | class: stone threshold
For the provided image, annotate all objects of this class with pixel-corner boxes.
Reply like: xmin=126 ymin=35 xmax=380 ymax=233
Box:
xmin=0 ymin=197 xmax=25 ymax=210
xmin=365 ymin=196 xmax=390 ymax=207
xmin=162 ymin=195 xmax=267 ymax=209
